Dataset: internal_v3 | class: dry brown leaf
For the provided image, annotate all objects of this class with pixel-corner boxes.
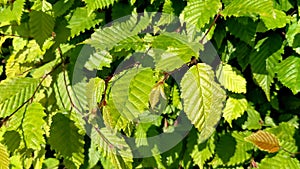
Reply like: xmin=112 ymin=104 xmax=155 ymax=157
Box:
xmin=245 ymin=130 xmax=280 ymax=153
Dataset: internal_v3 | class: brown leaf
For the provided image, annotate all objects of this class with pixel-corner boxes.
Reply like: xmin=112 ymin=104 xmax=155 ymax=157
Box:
xmin=245 ymin=130 xmax=280 ymax=153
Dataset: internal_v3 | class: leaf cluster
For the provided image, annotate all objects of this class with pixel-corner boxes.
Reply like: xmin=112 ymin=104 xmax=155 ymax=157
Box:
xmin=0 ymin=0 xmax=300 ymax=169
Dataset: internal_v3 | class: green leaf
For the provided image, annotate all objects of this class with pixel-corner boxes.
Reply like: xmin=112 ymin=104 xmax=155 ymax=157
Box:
xmin=181 ymin=63 xmax=226 ymax=141
xmin=259 ymin=154 xmax=300 ymax=169
xmin=160 ymin=141 xmax=182 ymax=168
xmin=213 ymin=21 xmax=226 ymax=49
xmin=9 ymin=155 xmax=24 ymax=168
xmin=70 ymin=82 xmax=90 ymax=126
xmin=0 ymin=0 xmax=25 ymax=26
xmin=31 ymin=0 xmax=52 ymax=13
xmin=250 ymin=34 xmax=283 ymax=101
xmin=2 ymin=130 xmax=21 ymax=153
xmin=86 ymin=77 xmax=105 ymax=112
xmin=286 ymin=21 xmax=300 ymax=54
xmin=22 ymin=103 xmax=46 ymax=150
xmin=29 ymin=11 xmax=55 ymax=47
xmin=273 ymin=0 xmax=294 ymax=11
xmin=102 ymin=98 xmax=132 ymax=135
xmin=49 ymin=113 xmax=85 ymax=168
xmin=162 ymin=0 xmax=174 ymax=14
xmin=138 ymin=148 xmax=166 ymax=169
xmin=171 ymin=84 xmax=181 ymax=109
xmin=114 ymin=35 xmax=145 ymax=52
xmin=223 ymin=96 xmax=248 ymax=127
xmin=190 ymin=132 xmax=215 ymax=168
xmin=31 ymin=58 xmax=59 ymax=79
xmin=53 ymin=0 xmax=74 ymax=17
xmin=134 ymin=122 xmax=153 ymax=148
xmin=155 ymin=46 xmax=195 ymax=72
xmin=234 ymin=42 xmax=252 ymax=71
xmin=129 ymin=68 xmax=156 ymax=112
xmin=53 ymin=67 xmax=89 ymax=116
xmin=84 ymin=48 xmax=113 ymax=71
xmin=83 ymin=0 xmax=118 ymax=13
xmin=276 ymin=56 xmax=300 ymax=94
xmin=182 ymin=128 xmax=197 ymax=168
xmin=53 ymin=72 xmax=73 ymax=110
xmin=226 ymin=17 xmax=257 ymax=46
xmin=111 ymin=2 xmax=133 ymax=20
xmin=110 ymin=67 xmax=141 ymax=120
xmin=149 ymin=83 xmax=166 ymax=110
xmin=181 ymin=0 xmax=222 ymax=30
xmin=250 ymin=34 xmax=282 ymax=74
xmin=129 ymin=0 xmax=136 ymax=5
xmin=152 ymin=32 xmax=201 ymax=71
xmin=267 ymin=122 xmax=298 ymax=156
xmin=242 ymin=106 xmax=262 ymax=130
xmin=0 ymin=77 xmax=39 ymax=117
xmin=216 ymin=63 xmax=247 ymax=94
xmin=90 ymin=127 xmax=133 ymax=169
xmin=0 ymin=143 xmax=9 ymax=169
xmin=67 ymin=7 xmax=104 ymax=38
xmin=213 ymin=132 xmax=253 ymax=167
xmin=87 ymin=13 xmax=152 ymax=51
xmin=222 ymin=0 xmax=290 ymax=30
xmin=87 ymin=140 xmax=101 ymax=168
xmin=260 ymin=10 xmax=291 ymax=30
xmin=42 ymin=158 xmax=60 ymax=169
xmin=111 ymin=67 xmax=157 ymax=120
xmin=10 ymin=38 xmax=49 ymax=63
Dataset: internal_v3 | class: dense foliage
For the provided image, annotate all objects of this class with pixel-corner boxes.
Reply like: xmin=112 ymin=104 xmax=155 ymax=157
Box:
xmin=0 ymin=0 xmax=300 ymax=168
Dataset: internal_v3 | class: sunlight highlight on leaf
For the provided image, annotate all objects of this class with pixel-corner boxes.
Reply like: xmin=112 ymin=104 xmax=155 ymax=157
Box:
xmin=245 ymin=130 xmax=280 ymax=153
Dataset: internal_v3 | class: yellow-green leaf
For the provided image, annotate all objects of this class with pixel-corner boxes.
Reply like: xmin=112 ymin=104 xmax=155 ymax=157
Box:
xmin=181 ymin=63 xmax=226 ymax=141
xmin=223 ymin=96 xmax=248 ymax=127
xmin=149 ymin=83 xmax=166 ymax=109
xmin=0 ymin=143 xmax=9 ymax=169
xmin=216 ymin=63 xmax=247 ymax=93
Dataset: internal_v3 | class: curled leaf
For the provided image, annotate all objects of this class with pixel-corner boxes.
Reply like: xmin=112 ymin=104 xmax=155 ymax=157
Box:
xmin=149 ymin=83 xmax=166 ymax=109
xmin=245 ymin=130 xmax=280 ymax=153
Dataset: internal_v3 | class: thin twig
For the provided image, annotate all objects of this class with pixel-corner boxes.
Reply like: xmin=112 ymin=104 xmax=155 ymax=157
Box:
xmin=281 ymin=147 xmax=300 ymax=157
xmin=56 ymin=44 xmax=113 ymax=148
xmin=0 ymin=62 xmax=62 ymax=128
xmin=200 ymin=13 xmax=221 ymax=44
xmin=57 ymin=46 xmax=75 ymax=110
xmin=98 ymin=75 xmax=112 ymax=108
xmin=98 ymin=46 xmax=153 ymax=109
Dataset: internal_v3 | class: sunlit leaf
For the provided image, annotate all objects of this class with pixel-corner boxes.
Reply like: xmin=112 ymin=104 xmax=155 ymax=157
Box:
xmin=276 ymin=56 xmax=300 ymax=94
xmin=222 ymin=0 xmax=290 ymax=30
xmin=245 ymin=130 xmax=280 ymax=153
xmin=181 ymin=0 xmax=221 ymax=30
xmin=286 ymin=21 xmax=300 ymax=54
xmin=0 ymin=78 xmax=39 ymax=117
xmin=223 ymin=96 xmax=248 ymax=127
xmin=67 ymin=7 xmax=104 ymax=38
xmin=216 ymin=63 xmax=247 ymax=93
xmin=181 ymin=63 xmax=226 ymax=141
xmin=22 ymin=103 xmax=46 ymax=150
xmin=213 ymin=131 xmax=253 ymax=166
xmin=0 ymin=143 xmax=9 ymax=169
xmin=242 ymin=106 xmax=262 ymax=130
